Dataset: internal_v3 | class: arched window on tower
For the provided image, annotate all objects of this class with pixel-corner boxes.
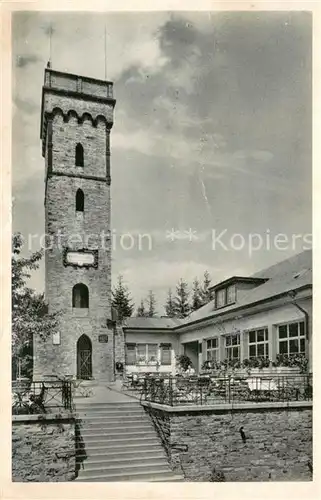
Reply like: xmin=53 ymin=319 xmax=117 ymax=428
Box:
xmin=72 ymin=283 xmax=89 ymax=309
xmin=76 ymin=189 xmax=84 ymax=212
xmin=75 ymin=143 xmax=84 ymax=167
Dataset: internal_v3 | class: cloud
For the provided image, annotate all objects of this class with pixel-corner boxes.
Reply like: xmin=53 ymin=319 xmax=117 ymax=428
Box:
xmin=16 ymin=54 xmax=41 ymax=68
xmin=233 ymin=150 xmax=274 ymax=163
xmin=13 ymin=97 xmax=38 ymax=115
xmin=41 ymin=23 xmax=56 ymax=37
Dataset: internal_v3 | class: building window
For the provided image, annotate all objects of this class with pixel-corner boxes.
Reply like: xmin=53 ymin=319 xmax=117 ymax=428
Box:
xmin=136 ymin=343 xmax=158 ymax=363
xmin=248 ymin=328 xmax=269 ymax=358
xmin=76 ymin=189 xmax=84 ymax=212
xmin=225 ymin=333 xmax=240 ymax=360
xmin=216 ymin=289 xmax=225 ymax=308
xmin=160 ymin=344 xmax=172 ymax=365
xmin=206 ymin=338 xmax=219 ymax=360
xmin=75 ymin=143 xmax=84 ymax=167
xmin=226 ymin=285 xmax=236 ymax=304
xmin=72 ymin=283 xmax=89 ymax=308
xmin=125 ymin=344 xmax=136 ymax=365
xmin=278 ymin=321 xmax=305 ymax=355
xmin=215 ymin=286 xmax=236 ymax=308
xmin=147 ymin=344 xmax=158 ymax=362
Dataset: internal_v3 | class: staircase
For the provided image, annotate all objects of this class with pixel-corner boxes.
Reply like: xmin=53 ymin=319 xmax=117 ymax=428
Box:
xmin=74 ymin=400 xmax=184 ymax=482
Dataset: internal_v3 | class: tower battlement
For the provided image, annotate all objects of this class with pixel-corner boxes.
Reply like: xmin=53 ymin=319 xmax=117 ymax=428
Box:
xmin=40 ymin=68 xmax=115 ymax=157
xmin=43 ymin=68 xmax=114 ymax=99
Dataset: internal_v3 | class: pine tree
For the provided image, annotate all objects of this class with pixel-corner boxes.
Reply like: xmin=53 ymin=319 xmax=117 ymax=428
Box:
xmin=136 ymin=299 xmax=147 ymax=317
xmin=146 ymin=290 xmax=157 ymax=317
xmin=191 ymin=277 xmax=203 ymax=311
xmin=174 ymin=278 xmax=191 ymax=318
xmin=111 ymin=275 xmax=134 ymax=322
xmin=201 ymin=270 xmax=212 ymax=305
xmin=164 ymin=289 xmax=176 ymax=317
xmin=12 ymin=233 xmax=58 ymax=379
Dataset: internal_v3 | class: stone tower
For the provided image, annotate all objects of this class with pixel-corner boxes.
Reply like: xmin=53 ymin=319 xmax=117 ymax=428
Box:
xmin=33 ymin=67 xmax=116 ymax=381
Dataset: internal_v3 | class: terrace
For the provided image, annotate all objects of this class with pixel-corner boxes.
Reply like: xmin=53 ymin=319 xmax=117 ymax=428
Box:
xmin=121 ymin=372 xmax=312 ymax=407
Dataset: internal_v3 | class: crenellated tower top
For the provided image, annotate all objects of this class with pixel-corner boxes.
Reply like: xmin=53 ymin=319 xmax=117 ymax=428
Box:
xmin=40 ymin=67 xmax=116 ymax=158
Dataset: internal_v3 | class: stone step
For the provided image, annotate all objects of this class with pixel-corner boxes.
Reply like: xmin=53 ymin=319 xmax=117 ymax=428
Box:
xmin=78 ymin=430 xmax=157 ymax=442
xmin=76 ymin=406 xmax=144 ymax=413
xmin=76 ymin=441 xmax=165 ymax=454
xmin=76 ymin=408 xmax=141 ymax=413
xmin=77 ymin=411 xmax=145 ymax=419
xmin=79 ymin=424 xmax=154 ymax=435
xmin=76 ymin=435 xmax=161 ymax=448
xmin=76 ymin=455 xmax=168 ymax=470
xmin=76 ymin=410 xmax=145 ymax=419
xmin=75 ymin=470 xmax=184 ymax=482
xmin=77 ymin=415 xmax=151 ymax=429
xmin=76 ymin=399 xmax=140 ymax=408
xmin=78 ymin=421 xmax=154 ymax=431
xmin=76 ymin=448 xmax=166 ymax=461
xmin=76 ymin=461 xmax=173 ymax=479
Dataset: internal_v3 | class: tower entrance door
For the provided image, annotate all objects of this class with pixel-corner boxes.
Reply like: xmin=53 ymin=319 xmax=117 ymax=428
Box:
xmin=77 ymin=335 xmax=92 ymax=379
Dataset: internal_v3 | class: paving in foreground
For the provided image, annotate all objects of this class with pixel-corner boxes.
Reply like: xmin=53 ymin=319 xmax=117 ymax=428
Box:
xmin=74 ymin=385 xmax=184 ymax=482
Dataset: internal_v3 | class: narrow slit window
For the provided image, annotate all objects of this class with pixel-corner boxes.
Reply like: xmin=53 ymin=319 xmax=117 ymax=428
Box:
xmin=76 ymin=189 xmax=84 ymax=212
xmin=75 ymin=143 xmax=84 ymax=167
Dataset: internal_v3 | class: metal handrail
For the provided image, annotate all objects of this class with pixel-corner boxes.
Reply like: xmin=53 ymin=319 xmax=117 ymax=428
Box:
xmin=12 ymin=379 xmax=74 ymax=413
xmin=140 ymin=373 xmax=312 ymax=406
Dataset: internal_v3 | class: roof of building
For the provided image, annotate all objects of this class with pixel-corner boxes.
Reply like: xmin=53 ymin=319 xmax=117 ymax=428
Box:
xmin=179 ymin=249 xmax=312 ymax=327
xmin=123 ymin=316 xmax=182 ymax=330
xmin=209 ymin=276 xmax=267 ymax=292
xmin=122 ymin=250 xmax=312 ymax=331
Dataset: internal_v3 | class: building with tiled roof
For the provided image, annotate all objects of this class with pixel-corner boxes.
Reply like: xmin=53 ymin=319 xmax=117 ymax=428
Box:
xmin=120 ymin=250 xmax=312 ymax=375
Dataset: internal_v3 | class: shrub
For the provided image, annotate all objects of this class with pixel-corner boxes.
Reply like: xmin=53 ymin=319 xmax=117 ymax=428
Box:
xmin=177 ymin=355 xmax=192 ymax=371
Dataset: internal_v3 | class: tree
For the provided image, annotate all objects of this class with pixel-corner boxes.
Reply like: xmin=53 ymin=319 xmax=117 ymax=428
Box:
xmin=201 ymin=270 xmax=212 ymax=305
xmin=12 ymin=233 xmax=58 ymax=379
xmin=164 ymin=289 xmax=176 ymax=317
xmin=136 ymin=299 xmax=147 ymax=317
xmin=111 ymin=275 xmax=134 ymax=322
xmin=174 ymin=278 xmax=191 ymax=318
xmin=146 ymin=290 xmax=157 ymax=317
xmin=191 ymin=277 xmax=203 ymax=311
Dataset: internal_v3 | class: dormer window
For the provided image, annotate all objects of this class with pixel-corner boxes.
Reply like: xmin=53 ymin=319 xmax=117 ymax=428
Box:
xmin=212 ymin=277 xmax=266 ymax=309
xmin=215 ymin=285 xmax=236 ymax=309
xmin=216 ymin=289 xmax=225 ymax=308
xmin=227 ymin=285 xmax=236 ymax=304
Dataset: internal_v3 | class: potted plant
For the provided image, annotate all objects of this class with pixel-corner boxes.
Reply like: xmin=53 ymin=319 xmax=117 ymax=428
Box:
xmin=273 ymin=353 xmax=307 ymax=373
xmin=242 ymin=357 xmax=272 ymax=375
xmin=137 ymin=356 xmax=146 ymax=365
xmin=176 ymin=354 xmax=192 ymax=374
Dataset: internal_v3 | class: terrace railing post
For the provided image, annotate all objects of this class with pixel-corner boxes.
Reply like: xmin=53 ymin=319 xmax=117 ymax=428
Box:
xmin=169 ymin=377 xmax=173 ymax=406
xmin=228 ymin=376 xmax=231 ymax=404
xmin=143 ymin=378 xmax=147 ymax=401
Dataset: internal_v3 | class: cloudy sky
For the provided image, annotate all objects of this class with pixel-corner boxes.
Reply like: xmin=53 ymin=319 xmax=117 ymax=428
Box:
xmin=12 ymin=11 xmax=312 ymax=313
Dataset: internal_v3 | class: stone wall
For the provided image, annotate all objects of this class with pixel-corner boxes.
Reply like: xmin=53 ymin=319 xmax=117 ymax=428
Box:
xmin=12 ymin=414 xmax=76 ymax=482
xmin=143 ymin=402 xmax=312 ymax=482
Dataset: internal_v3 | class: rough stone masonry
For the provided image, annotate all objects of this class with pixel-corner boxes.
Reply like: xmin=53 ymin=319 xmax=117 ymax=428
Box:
xmin=12 ymin=414 xmax=76 ymax=482
xmin=145 ymin=403 xmax=312 ymax=482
